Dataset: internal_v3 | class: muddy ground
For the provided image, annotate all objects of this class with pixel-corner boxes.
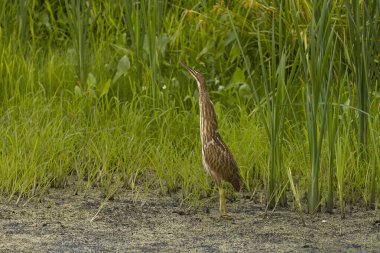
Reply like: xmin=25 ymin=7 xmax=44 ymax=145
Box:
xmin=1 ymin=188 xmax=379 ymax=252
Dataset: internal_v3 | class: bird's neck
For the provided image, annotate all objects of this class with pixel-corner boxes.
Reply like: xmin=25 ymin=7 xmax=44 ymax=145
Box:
xmin=198 ymin=86 xmax=218 ymax=143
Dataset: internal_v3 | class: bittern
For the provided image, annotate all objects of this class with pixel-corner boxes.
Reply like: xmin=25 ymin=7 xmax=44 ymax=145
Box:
xmin=181 ymin=62 xmax=243 ymax=216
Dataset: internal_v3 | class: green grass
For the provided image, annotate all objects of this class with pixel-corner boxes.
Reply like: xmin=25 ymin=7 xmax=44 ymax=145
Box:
xmin=0 ymin=0 xmax=379 ymax=212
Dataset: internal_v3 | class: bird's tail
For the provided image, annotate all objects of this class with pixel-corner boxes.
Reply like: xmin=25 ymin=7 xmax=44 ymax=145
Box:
xmin=232 ymin=175 xmax=244 ymax=192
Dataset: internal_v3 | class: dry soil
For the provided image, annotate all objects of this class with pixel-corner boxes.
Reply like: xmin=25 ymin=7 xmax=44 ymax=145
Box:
xmin=1 ymin=188 xmax=380 ymax=252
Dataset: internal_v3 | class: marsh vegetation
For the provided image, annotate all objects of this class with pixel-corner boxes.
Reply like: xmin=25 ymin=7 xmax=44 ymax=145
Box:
xmin=0 ymin=0 xmax=379 ymax=216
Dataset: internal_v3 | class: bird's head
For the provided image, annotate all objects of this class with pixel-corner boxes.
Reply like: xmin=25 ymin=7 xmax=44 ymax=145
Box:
xmin=180 ymin=61 xmax=205 ymax=88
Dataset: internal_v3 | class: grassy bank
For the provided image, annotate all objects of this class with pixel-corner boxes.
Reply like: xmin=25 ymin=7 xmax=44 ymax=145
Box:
xmin=0 ymin=0 xmax=379 ymax=213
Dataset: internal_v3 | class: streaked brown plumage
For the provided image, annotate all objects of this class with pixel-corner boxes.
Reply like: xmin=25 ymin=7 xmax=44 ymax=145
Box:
xmin=181 ymin=62 xmax=243 ymax=216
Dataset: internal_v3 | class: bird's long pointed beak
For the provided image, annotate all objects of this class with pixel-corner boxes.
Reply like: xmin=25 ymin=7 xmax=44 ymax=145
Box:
xmin=180 ymin=61 xmax=199 ymax=80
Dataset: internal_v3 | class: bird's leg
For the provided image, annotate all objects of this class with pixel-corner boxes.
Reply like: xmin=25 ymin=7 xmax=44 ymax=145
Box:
xmin=218 ymin=186 xmax=233 ymax=220
xmin=219 ymin=186 xmax=227 ymax=216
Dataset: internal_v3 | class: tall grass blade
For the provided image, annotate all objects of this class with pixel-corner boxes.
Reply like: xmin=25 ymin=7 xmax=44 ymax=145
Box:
xmin=67 ymin=0 xmax=90 ymax=87
xmin=345 ymin=0 xmax=379 ymax=209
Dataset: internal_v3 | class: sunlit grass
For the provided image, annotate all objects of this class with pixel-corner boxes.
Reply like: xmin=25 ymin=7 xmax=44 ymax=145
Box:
xmin=0 ymin=0 xmax=379 ymax=212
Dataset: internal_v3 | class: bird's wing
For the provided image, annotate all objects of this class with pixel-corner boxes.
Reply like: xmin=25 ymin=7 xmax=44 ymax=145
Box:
xmin=203 ymin=131 xmax=243 ymax=191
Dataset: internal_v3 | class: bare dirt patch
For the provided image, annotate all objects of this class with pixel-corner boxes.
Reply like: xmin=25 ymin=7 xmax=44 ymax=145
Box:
xmin=1 ymin=188 xmax=379 ymax=252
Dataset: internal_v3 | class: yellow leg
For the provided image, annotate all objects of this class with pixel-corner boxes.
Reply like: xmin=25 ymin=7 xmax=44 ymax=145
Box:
xmin=219 ymin=187 xmax=226 ymax=216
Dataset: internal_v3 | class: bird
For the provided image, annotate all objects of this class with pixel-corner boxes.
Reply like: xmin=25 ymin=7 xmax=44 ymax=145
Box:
xmin=181 ymin=61 xmax=243 ymax=217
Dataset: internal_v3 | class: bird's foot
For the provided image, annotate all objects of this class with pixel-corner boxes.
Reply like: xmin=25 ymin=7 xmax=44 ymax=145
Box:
xmin=219 ymin=213 xmax=234 ymax=220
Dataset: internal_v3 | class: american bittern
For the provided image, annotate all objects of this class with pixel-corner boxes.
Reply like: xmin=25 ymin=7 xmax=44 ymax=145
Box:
xmin=181 ymin=62 xmax=243 ymax=216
